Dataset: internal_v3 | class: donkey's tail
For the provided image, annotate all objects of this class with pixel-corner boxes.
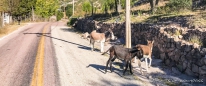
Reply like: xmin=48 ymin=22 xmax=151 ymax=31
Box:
xmin=101 ymin=46 xmax=113 ymax=55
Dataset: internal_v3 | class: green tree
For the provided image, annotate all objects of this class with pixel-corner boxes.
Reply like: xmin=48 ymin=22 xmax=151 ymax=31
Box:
xmin=35 ymin=0 xmax=59 ymax=18
xmin=57 ymin=10 xmax=63 ymax=21
xmin=82 ymin=1 xmax=92 ymax=16
xmin=149 ymin=0 xmax=159 ymax=13
xmin=66 ymin=4 xmax=73 ymax=18
xmin=169 ymin=0 xmax=192 ymax=10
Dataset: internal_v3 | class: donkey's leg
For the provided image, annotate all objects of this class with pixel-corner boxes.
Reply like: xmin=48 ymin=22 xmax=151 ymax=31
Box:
xmin=90 ymin=42 xmax=94 ymax=51
xmin=137 ymin=59 xmax=143 ymax=74
xmin=110 ymin=56 xmax=116 ymax=72
xmin=100 ymin=41 xmax=104 ymax=52
xmin=133 ymin=56 xmax=136 ymax=63
xmin=148 ymin=57 xmax=152 ymax=68
xmin=145 ymin=57 xmax=148 ymax=72
xmin=129 ymin=61 xmax=133 ymax=75
xmin=105 ymin=58 xmax=112 ymax=74
xmin=123 ymin=61 xmax=129 ymax=75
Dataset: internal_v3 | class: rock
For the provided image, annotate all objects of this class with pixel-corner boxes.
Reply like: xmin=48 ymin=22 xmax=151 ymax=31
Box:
xmin=201 ymin=58 xmax=206 ymax=65
xmin=198 ymin=75 xmax=206 ymax=85
xmin=171 ymin=43 xmax=175 ymax=48
xmin=165 ymin=59 xmax=171 ymax=66
xmin=182 ymin=61 xmax=188 ymax=72
xmin=185 ymin=68 xmax=195 ymax=76
xmin=174 ymin=54 xmax=180 ymax=62
xmin=186 ymin=52 xmax=192 ymax=60
xmin=191 ymin=64 xmax=199 ymax=73
xmin=193 ymin=43 xmax=200 ymax=49
xmin=168 ymin=51 xmax=175 ymax=58
xmin=178 ymin=35 xmax=183 ymax=39
xmin=180 ymin=55 xmax=186 ymax=62
xmin=172 ymin=67 xmax=181 ymax=74
xmin=200 ymin=48 xmax=206 ymax=56
xmin=176 ymin=42 xmax=181 ymax=49
xmin=167 ymin=43 xmax=171 ymax=48
xmin=185 ymin=45 xmax=192 ymax=52
xmin=160 ymin=53 xmax=166 ymax=60
xmin=190 ymin=49 xmax=196 ymax=55
xmin=199 ymin=66 xmax=206 ymax=75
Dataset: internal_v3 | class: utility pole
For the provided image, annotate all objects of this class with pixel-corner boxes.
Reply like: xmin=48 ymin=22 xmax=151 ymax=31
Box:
xmin=73 ymin=0 xmax=74 ymax=15
xmin=125 ymin=0 xmax=131 ymax=48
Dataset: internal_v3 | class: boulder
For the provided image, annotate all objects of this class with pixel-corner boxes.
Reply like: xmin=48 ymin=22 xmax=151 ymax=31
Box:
xmin=172 ymin=67 xmax=181 ymax=75
xmin=182 ymin=61 xmax=188 ymax=72
xmin=191 ymin=64 xmax=199 ymax=73
xmin=185 ymin=68 xmax=195 ymax=76
xmin=199 ymin=66 xmax=206 ymax=75
xmin=160 ymin=53 xmax=166 ymax=60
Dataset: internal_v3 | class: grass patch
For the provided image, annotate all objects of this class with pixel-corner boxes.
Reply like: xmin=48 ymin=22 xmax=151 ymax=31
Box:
xmin=188 ymin=35 xmax=202 ymax=45
xmin=0 ymin=23 xmax=26 ymax=38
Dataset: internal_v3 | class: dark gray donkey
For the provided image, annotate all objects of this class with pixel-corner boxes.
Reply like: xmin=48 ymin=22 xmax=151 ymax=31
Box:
xmin=102 ymin=45 xmax=143 ymax=75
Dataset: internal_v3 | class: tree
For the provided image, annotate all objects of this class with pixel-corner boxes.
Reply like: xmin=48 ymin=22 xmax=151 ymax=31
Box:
xmin=149 ymin=0 xmax=159 ymax=13
xmin=35 ymin=0 xmax=59 ymax=18
xmin=82 ymin=1 xmax=92 ymax=16
xmin=65 ymin=4 xmax=73 ymax=18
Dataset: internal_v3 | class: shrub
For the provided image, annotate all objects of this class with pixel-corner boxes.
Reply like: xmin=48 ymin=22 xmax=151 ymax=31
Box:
xmin=189 ymin=35 xmax=202 ymax=45
xmin=66 ymin=4 xmax=73 ymax=18
xmin=57 ymin=11 xmax=63 ymax=21
xmin=168 ymin=0 xmax=192 ymax=10
xmin=155 ymin=0 xmax=192 ymax=14
xmin=67 ymin=17 xmax=78 ymax=26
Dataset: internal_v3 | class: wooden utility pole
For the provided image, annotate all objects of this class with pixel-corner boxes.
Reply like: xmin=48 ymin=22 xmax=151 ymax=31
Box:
xmin=125 ymin=0 xmax=131 ymax=48
xmin=73 ymin=0 xmax=74 ymax=15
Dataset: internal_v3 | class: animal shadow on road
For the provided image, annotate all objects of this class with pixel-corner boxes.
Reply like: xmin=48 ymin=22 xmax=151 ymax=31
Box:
xmin=87 ymin=63 xmax=125 ymax=77
xmin=23 ymin=32 xmax=92 ymax=51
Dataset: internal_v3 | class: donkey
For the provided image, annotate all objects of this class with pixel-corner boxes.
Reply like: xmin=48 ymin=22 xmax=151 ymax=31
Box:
xmin=90 ymin=29 xmax=115 ymax=52
xmin=135 ymin=40 xmax=154 ymax=73
xmin=102 ymin=45 xmax=143 ymax=75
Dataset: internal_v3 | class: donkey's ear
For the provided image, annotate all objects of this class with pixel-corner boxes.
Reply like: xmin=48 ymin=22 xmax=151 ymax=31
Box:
xmin=152 ymin=40 xmax=154 ymax=44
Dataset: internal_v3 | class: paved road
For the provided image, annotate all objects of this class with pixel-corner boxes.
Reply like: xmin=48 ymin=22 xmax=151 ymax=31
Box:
xmin=0 ymin=22 xmax=60 ymax=86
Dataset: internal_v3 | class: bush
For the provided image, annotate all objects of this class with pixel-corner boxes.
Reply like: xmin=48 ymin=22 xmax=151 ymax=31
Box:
xmin=67 ymin=17 xmax=78 ymax=26
xmin=57 ymin=11 xmax=63 ymax=21
xmin=66 ymin=4 xmax=73 ymax=18
xmin=168 ymin=0 xmax=192 ymax=10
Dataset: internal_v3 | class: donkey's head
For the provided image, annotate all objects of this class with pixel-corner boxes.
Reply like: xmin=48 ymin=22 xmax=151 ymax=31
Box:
xmin=105 ymin=29 xmax=115 ymax=41
xmin=147 ymin=40 xmax=154 ymax=51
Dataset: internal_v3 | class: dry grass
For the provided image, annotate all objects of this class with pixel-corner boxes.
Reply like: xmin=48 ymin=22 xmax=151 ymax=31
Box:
xmin=0 ymin=23 xmax=26 ymax=38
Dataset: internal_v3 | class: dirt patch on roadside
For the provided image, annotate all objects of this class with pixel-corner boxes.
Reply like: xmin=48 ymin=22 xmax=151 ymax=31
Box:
xmin=0 ymin=23 xmax=26 ymax=38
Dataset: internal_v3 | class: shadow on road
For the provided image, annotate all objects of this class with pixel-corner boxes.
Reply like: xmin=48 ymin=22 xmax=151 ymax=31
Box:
xmin=87 ymin=63 xmax=128 ymax=77
xmin=23 ymin=32 xmax=92 ymax=51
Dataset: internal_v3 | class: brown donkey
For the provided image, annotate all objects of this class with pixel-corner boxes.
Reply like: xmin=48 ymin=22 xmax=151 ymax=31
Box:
xmin=90 ymin=29 xmax=115 ymax=52
xmin=136 ymin=40 xmax=154 ymax=73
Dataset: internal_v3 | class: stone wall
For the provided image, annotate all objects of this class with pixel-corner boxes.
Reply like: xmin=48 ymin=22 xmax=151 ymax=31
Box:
xmin=75 ymin=19 xmax=206 ymax=83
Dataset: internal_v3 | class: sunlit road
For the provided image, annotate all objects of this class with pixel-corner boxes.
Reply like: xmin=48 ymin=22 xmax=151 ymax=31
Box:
xmin=0 ymin=22 xmax=62 ymax=86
